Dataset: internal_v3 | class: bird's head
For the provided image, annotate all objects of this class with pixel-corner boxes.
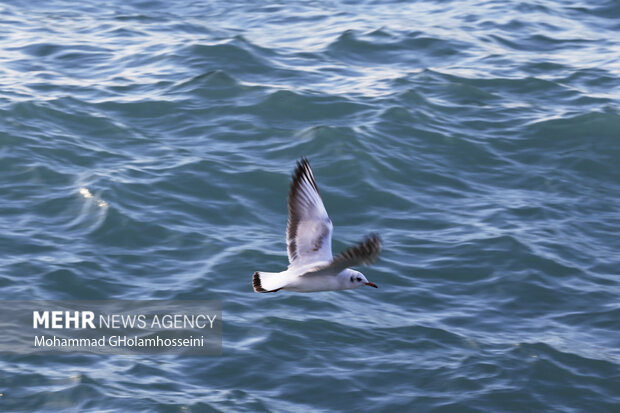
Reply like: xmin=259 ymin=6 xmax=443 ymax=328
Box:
xmin=345 ymin=269 xmax=377 ymax=289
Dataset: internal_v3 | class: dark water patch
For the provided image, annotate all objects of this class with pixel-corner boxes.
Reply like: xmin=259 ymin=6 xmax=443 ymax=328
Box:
xmin=169 ymin=70 xmax=263 ymax=101
xmin=488 ymin=33 xmax=591 ymax=52
xmin=181 ymin=40 xmax=283 ymax=80
xmin=19 ymin=43 xmax=64 ymax=57
xmin=96 ymin=98 xmax=184 ymax=122
xmin=174 ymin=70 xmax=239 ymax=90
xmin=554 ymin=306 xmax=620 ymax=332
xmin=229 ymin=34 xmax=280 ymax=59
xmin=327 ymin=29 xmax=467 ymax=68
xmin=516 ymin=110 xmax=620 ymax=184
xmin=11 ymin=44 xmax=115 ymax=79
xmin=514 ymin=1 xmax=553 ymax=15
xmin=568 ymin=0 xmax=620 ymax=20
xmin=436 ymin=82 xmax=502 ymax=108
xmin=87 ymin=206 xmax=178 ymax=250
xmin=244 ymin=89 xmax=372 ymax=125
xmin=1 ymin=162 xmax=74 ymax=190
xmin=508 ymin=342 xmax=620 ymax=407
xmin=103 ymin=25 xmax=149 ymax=38
xmin=39 ymin=268 xmax=110 ymax=299
xmin=113 ymin=13 xmax=162 ymax=23
xmin=434 ymin=70 xmax=577 ymax=104
xmin=527 ymin=109 xmax=620 ymax=141
xmin=502 ymin=277 xmax=582 ymax=317
xmin=519 ymin=61 xmax=570 ymax=76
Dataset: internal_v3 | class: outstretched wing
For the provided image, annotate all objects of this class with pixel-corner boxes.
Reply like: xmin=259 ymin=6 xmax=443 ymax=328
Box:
xmin=287 ymin=158 xmax=333 ymax=266
xmin=302 ymin=233 xmax=382 ymax=276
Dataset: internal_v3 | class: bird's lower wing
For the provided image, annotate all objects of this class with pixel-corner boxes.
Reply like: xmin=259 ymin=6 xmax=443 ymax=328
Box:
xmin=301 ymin=233 xmax=382 ymax=277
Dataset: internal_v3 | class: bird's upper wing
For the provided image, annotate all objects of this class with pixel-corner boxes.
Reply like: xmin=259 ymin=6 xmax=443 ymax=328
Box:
xmin=287 ymin=158 xmax=334 ymax=266
xmin=301 ymin=233 xmax=382 ymax=276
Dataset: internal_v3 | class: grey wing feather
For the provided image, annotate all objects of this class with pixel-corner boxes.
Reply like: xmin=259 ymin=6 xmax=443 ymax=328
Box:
xmin=302 ymin=233 xmax=382 ymax=276
xmin=286 ymin=158 xmax=334 ymax=266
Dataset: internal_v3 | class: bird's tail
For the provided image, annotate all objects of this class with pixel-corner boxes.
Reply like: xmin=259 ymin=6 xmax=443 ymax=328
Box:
xmin=252 ymin=271 xmax=285 ymax=293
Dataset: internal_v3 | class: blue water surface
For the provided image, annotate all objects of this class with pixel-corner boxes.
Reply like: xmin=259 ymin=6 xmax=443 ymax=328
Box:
xmin=1 ymin=0 xmax=619 ymax=411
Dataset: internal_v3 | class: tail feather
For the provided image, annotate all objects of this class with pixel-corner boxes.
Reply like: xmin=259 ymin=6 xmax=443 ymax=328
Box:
xmin=252 ymin=271 xmax=284 ymax=293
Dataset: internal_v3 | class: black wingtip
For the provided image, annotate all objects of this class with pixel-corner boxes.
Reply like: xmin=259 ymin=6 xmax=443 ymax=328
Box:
xmin=367 ymin=233 xmax=382 ymax=246
xmin=253 ymin=271 xmax=267 ymax=293
xmin=290 ymin=157 xmax=319 ymax=196
xmin=351 ymin=233 xmax=383 ymax=265
xmin=365 ymin=233 xmax=382 ymax=259
xmin=293 ymin=157 xmax=310 ymax=178
xmin=252 ymin=272 xmax=282 ymax=293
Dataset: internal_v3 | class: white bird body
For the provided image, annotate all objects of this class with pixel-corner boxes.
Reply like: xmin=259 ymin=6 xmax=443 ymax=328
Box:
xmin=257 ymin=265 xmax=358 ymax=293
xmin=252 ymin=158 xmax=381 ymax=293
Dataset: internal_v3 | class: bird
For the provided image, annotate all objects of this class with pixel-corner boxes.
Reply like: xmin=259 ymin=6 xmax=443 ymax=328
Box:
xmin=252 ymin=158 xmax=381 ymax=293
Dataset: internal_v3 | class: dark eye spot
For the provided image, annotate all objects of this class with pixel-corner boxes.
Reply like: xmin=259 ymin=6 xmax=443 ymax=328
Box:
xmin=356 ymin=277 xmax=361 ymax=282
xmin=350 ymin=276 xmax=354 ymax=282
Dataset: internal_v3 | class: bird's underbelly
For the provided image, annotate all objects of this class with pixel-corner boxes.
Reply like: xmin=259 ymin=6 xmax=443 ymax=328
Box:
xmin=283 ymin=275 xmax=342 ymax=292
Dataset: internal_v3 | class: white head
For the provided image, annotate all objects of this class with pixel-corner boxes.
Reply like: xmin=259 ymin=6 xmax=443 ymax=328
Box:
xmin=340 ymin=269 xmax=378 ymax=290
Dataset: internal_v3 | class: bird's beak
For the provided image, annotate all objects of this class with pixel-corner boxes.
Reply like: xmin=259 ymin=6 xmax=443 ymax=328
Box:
xmin=365 ymin=282 xmax=378 ymax=288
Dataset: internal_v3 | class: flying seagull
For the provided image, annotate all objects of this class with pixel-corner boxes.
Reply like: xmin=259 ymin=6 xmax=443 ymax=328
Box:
xmin=252 ymin=158 xmax=381 ymax=293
